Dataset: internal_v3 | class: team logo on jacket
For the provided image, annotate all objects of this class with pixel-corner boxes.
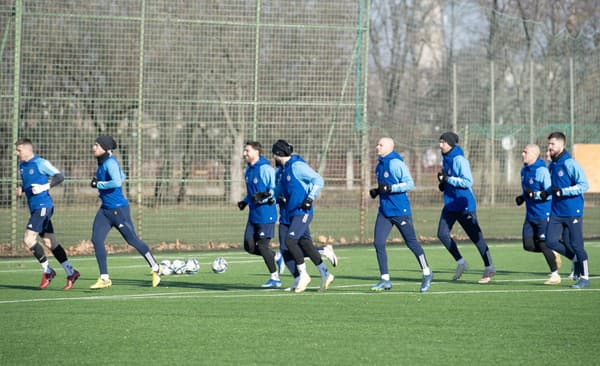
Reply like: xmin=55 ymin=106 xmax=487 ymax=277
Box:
xmin=29 ymin=169 xmax=34 ymax=175
xmin=253 ymin=178 xmax=258 ymax=184
xmin=286 ymin=175 xmax=291 ymax=181
xmin=384 ymin=171 xmax=389 ymax=178
xmin=528 ymin=178 xmax=534 ymax=184
xmin=558 ymin=170 xmax=564 ymax=177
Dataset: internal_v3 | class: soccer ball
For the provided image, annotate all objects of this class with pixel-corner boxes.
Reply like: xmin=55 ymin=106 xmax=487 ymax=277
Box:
xmin=211 ymin=257 xmax=228 ymax=273
xmin=171 ymin=259 xmax=186 ymax=275
xmin=159 ymin=260 xmax=173 ymax=276
xmin=184 ymin=258 xmax=200 ymax=274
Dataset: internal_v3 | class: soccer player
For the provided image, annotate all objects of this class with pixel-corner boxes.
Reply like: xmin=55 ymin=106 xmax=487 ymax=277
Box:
xmin=16 ymin=138 xmax=80 ymax=290
xmin=272 ymin=139 xmax=334 ymax=293
xmin=437 ymin=132 xmax=495 ymax=283
xmin=544 ymin=132 xmax=590 ymax=289
xmin=89 ymin=135 xmax=161 ymax=289
xmin=515 ymin=143 xmax=561 ymax=284
xmin=237 ymin=141 xmax=282 ymax=288
xmin=368 ymin=137 xmax=433 ymax=292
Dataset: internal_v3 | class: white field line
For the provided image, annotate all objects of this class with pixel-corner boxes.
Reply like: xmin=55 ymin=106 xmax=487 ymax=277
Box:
xmin=1 ymin=277 xmax=599 ymax=305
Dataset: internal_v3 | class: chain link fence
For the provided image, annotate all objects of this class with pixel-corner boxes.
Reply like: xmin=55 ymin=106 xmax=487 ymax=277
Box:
xmin=1 ymin=1 xmax=598 ymax=255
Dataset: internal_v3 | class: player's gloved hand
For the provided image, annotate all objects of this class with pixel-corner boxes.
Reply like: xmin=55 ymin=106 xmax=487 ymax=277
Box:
xmin=251 ymin=191 xmax=271 ymax=203
xmin=524 ymin=188 xmax=534 ymax=199
xmin=277 ymin=196 xmax=286 ymax=206
xmin=539 ymin=190 xmax=549 ymax=200
xmin=300 ymin=197 xmax=313 ymax=210
xmin=438 ymin=182 xmax=445 ymax=192
xmin=515 ymin=195 xmax=525 ymax=206
xmin=378 ymin=183 xmax=392 ymax=194
xmin=369 ymin=188 xmax=379 ymax=199
xmin=267 ymin=197 xmax=275 ymax=205
xmin=552 ymin=187 xmax=563 ymax=197
xmin=90 ymin=177 xmax=98 ymax=188
xmin=437 ymin=170 xmax=448 ymax=183
xmin=237 ymin=200 xmax=248 ymax=210
xmin=31 ymin=183 xmax=50 ymax=194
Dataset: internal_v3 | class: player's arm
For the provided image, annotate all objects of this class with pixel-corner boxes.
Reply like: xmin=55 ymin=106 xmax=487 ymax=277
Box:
xmin=388 ymin=159 xmax=414 ymax=193
xmin=96 ymin=160 xmax=124 ymax=189
xmin=32 ymin=159 xmax=64 ymax=194
xmin=447 ymin=156 xmax=472 ymax=189
xmin=533 ymin=167 xmax=552 ymax=200
xmin=560 ymin=160 xmax=589 ymax=196
xmin=252 ymin=165 xmax=276 ymax=203
xmin=293 ymin=162 xmax=324 ymax=200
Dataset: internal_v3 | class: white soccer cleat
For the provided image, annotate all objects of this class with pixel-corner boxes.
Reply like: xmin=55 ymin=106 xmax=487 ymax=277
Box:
xmin=284 ymin=276 xmax=301 ymax=292
xmin=294 ymin=273 xmax=311 ymax=293
xmin=321 ymin=245 xmax=338 ymax=267
xmin=319 ymin=273 xmax=335 ymax=291
xmin=452 ymin=261 xmax=469 ymax=280
xmin=544 ymin=273 xmax=561 ymax=285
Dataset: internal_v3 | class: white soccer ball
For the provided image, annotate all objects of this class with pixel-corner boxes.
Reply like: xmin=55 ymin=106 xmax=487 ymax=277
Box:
xmin=184 ymin=258 xmax=200 ymax=274
xmin=211 ymin=257 xmax=228 ymax=274
xmin=160 ymin=260 xmax=173 ymax=276
xmin=171 ymin=259 xmax=186 ymax=275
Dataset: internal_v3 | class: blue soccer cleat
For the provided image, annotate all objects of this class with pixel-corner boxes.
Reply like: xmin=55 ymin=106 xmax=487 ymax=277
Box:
xmin=261 ymin=279 xmax=282 ymax=288
xmin=420 ymin=272 xmax=433 ymax=292
xmin=571 ymin=278 xmax=590 ymax=289
xmin=370 ymin=279 xmax=392 ymax=291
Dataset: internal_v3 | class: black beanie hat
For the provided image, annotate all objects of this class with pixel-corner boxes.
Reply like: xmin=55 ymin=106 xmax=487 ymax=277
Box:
xmin=439 ymin=132 xmax=459 ymax=147
xmin=272 ymin=139 xmax=293 ymax=157
xmin=96 ymin=135 xmax=117 ymax=151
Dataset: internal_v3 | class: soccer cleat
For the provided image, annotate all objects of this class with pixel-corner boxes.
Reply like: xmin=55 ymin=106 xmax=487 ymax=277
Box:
xmin=478 ymin=266 xmax=496 ymax=284
xmin=319 ymin=273 xmax=335 ymax=291
xmin=152 ymin=270 xmax=161 ymax=288
xmin=284 ymin=276 xmax=300 ymax=292
xmin=370 ymin=279 xmax=392 ymax=291
xmin=544 ymin=273 xmax=561 ymax=285
xmin=571 ymin=278 xmax=590 ymax=289
xmin=39 ymin=269 xmax=56 ymax=289
xmin=63 ymin=270 xmax=81 ymax=290
xmin=420 ymin=272 xmax=433 ymax=292
xmin=90 ymin=277 xmax=112 ymax=289
xmin=261 ymin=279 xmax=282 ymax=288
xmin=294 ymin=273 xmax=311 ymax=293
xmin=553 ymin=251 xmax=562 ymax=269
xmin=452 ymin=261 xmax=469 ymax=280
xmin=321 ymin=245 xmax=338 ymax=267
xmin=275 ymin=251 xmax=285 ymax=275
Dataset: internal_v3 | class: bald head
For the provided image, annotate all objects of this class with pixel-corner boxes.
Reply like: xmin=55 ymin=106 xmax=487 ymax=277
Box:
xmin=521 ymin=143 xmax=540 ymax=165
xmin=376 ymin=137 xmax=395 ymax=157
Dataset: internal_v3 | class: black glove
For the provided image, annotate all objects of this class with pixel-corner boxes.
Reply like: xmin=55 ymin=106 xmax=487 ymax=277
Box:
xmin=515 ymin=195 xmax=525 ymax=206
xmin=378 ymin=183 xmax=392 ymax=194
xmin=539 ymin=190 xmax=549 ymax=200
xmin=524 ymin=188 xmax=534 ymax=199
xmin=237 ymin=200 xmax=248 ymax=210
xmin=552 ymin=187 xmax=563 ymax=197
xmin=438 ymin=182 xmax=445 ymax=192
xmin=437 ymin=170 xmax=448 ymax=183
xmin=369 ymin=188 xmax=379 ymax=199
xmin=276 ymin=196 xmax=287 ymax=206
xmin=267 ymin=197 xmax=275 ymax=205
xmin=90 ymin=177 xmax=98 ymax=188
xmin=300 ymin=197 xmax=313 ymax=211
xmin=251 ymin=191 xmax=271 ymax=203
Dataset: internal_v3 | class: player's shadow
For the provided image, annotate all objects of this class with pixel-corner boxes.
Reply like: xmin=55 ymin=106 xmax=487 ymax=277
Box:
xmin=0 ymin=284 xmax=42 ymax=291
xmin=109 ymin=277 xmax=262 ymax=291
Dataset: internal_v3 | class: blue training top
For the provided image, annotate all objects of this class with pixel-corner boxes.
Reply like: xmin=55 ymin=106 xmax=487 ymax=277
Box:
xmin=19 ymin=156 xmax=61 ymax=212
xmin=95 ymin=155 xmax=129 ymax=209
xmin=440 ymin=145 xmax=477 ymax=213
xmin=274 ymin=155 xmax=324 ymax=218
xmin=243 ymin=156 xmax=277 ymax=224
xmin=376 ymin=150 xmax=413 ymax=217
xmin=520 ymin=158 xmax=551 ymax=220
xmin=547 ymin=150 xmax=588 ymax=217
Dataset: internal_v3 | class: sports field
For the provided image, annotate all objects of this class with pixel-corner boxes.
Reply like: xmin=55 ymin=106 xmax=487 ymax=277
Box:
xmin=1 ymin=242 xmax=598 ymax=365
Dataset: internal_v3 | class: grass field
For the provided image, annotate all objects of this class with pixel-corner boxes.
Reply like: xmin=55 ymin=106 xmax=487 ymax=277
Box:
xmin=1 ymin=242 xmax=599 ymax=365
